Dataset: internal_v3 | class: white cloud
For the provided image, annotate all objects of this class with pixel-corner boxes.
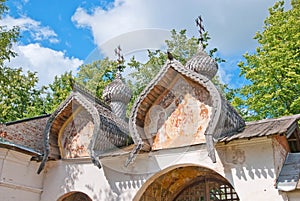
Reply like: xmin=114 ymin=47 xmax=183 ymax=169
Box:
xmin=72 ymin=0 xmax=278 ymax=87
xmin=5 ymin=43 xmax=83 ymax=87
xmin=0 ymin=15 xmax=59 ymax=43
xmin=72 ymin=0 xmax=277 ymax=56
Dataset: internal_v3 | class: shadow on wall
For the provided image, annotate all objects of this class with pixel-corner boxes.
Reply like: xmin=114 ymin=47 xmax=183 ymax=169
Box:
xmin=100 ymin=155 xmax=164 ymax=200
xmin=101 ymin=165 xmax=154 ymax=200
xmin=60 ymin=164 xmax=84 ymax=194
xmin=84 ymin=183 xmax=118 ymax=201
xmin=58 ymin=162 xmax=119 ymax=201
xmin=217 ymin=145 xmax=275 ymax=182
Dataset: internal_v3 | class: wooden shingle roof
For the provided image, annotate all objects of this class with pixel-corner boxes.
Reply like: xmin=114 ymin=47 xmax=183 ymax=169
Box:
xmin=37 ymin=84 xmax=132 ymax=174
xmin=0 ymin=115 xmax=49 ymax=155
xmin=218 ymin=114 xmax=300 ymax=142
xmin=277 ymin=152 xmax=300 ymax=191
xmin=127 ymin=54 xmax=245 ymax=166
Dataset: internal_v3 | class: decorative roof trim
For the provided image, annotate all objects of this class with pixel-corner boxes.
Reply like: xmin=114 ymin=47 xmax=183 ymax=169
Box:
xmin=72 ymin=81 xmax=110 ymax=110
xmin=127 ymin=59 xmax=225 ymax=165
xmin=37 ymin=92 xmax=102 ymax=174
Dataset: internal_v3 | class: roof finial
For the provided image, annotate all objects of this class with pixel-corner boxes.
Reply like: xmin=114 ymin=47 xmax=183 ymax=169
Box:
xmin=195 ymin=15 xmax=205 ymax=51
xmin=114 ymin=45 xmax=124 ymax=79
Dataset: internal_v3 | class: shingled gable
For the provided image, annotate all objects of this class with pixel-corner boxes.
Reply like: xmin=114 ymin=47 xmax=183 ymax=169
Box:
xmin=37 ymin=83 xmax=132 ymax=174
xmin=126 ymin=47 xmax=245 ymax=166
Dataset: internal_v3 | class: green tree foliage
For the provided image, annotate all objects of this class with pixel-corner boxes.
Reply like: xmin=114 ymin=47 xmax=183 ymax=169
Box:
xmin=0 ymin=0 xmax=19 ymax=66
xmin=165 ymin=29 xmax=199 ymax=64
xmin=76 ymin=58 xmax=120 ymax=99
xmin=127 ymin=29 xmax=229 ymax=114
xmin=235 ymin=0 xmax=300 ymax=120
xmin=0 ymin=67 xmax=45 ymax=123
xmin=43 ymin=71 xmax=74 ymax=113
xmin=0 ymin=0 xmax=46 ymax=123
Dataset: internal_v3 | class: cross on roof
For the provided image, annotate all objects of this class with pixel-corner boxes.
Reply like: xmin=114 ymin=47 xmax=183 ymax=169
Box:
xmin=114 ymin=45 xmax=124 ymax=78
xmin=195 ymin=15 xmax=205 ymax=44
xmin=114 ymin=45 xmax=124 ymax=65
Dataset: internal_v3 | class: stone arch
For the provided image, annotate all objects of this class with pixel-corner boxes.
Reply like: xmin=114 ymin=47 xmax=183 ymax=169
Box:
xmin=134 ymin=164 xmax=239 ymax=201
xmin=57 ymin=191 xmax=92 ymax=201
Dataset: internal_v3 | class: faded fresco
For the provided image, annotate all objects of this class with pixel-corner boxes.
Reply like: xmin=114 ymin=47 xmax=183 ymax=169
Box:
xmin=61 ymin=109 xmax=94 ymax=158
xmin=144 ymin=77 xmax=212 ymax=150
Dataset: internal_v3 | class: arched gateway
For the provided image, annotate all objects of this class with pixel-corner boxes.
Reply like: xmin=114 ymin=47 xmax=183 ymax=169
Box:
xmin=134 ymin=165 xmax=239 ymax=201
xmin=57 ymin=191 xmax=92 ymax=201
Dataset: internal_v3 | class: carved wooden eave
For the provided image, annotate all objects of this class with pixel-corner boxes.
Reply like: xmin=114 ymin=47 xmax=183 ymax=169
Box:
xmin=126 ymin=59 xmax=245 ymax=166
xmin=37 ymin=85 xmax=132 ymax=174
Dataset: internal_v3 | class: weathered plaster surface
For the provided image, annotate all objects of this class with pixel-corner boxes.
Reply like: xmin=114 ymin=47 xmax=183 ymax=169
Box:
xmin=41 ymin=159 xmax=116 ymax=201
xmin=272 ymin=135 xmax=290 ymax=177
xmin=1 ymin=135 xmax=289 ymax=201
xmin=0 ymin=148 xmax=44 ymax=201
xmin=41 ymin=137 xmax=287 ymax=201
xmin=217 ymin=138 xmax=287 ymax=201
xmin=151 ymin=94 xmax=211 ymax=149
xmin=60 ymin=109 xmax=94 ymax=159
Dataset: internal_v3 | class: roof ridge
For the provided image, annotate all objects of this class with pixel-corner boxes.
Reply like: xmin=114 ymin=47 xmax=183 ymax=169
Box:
xmin=4 ymin=114 xmax=51 ymax=126
xmin=72 ymin=81 xmax=110 ymax=110
xmin=246 ymin=114 xmax=300 ymax=125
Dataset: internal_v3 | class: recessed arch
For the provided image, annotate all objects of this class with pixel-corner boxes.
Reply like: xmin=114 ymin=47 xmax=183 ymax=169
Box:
xmin=57 ymin=191 xmax=92 ymax=201
xmin=134 ymin=164 xmax=239 ymax=201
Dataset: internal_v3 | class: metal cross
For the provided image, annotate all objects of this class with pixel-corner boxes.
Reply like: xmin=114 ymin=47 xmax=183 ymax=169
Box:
xmin=114 ymin=45 xmax=125 ymax=78
xmin=114 ymin=45 xmax=124 ymax=65
xmin=195 ymin=15 xmax=205 ymax=43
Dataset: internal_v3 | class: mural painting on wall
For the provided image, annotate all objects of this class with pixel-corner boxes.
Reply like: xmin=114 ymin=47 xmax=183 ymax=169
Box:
xmin=144 ymin=77 xmax=212 ymax=150
xmin=61 ymin=109 xmax=94 ymax=158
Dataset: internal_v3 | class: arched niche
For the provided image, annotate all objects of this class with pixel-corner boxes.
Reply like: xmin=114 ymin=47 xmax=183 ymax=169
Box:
xmin=57 ymin=191 xmax=92 ymax=201
xmin=58 ymin=106 xmax=94 ymax=159
xmin=134 ymin=164 xmax=239 ymax=201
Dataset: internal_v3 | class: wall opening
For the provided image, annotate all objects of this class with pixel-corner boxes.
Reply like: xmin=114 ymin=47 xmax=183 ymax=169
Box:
xmin=57 ymin=191 xmax=92 ymax=201
xmin=134 ymin=164 xmax=239 ymax=201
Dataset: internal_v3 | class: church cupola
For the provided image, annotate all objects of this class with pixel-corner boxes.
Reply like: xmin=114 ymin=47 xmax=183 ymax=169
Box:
xmin=102 ymin=46 xmax=132 ymax=120
xmin=126 ymin=16 xmax=245 ymax=167
xmin=102 ymin=71 xmax=132 ymax=120
xmin=185 ymin=45 xmax=218 ymax=80
xmin=185 ymin=16 xmax=218 ymax=80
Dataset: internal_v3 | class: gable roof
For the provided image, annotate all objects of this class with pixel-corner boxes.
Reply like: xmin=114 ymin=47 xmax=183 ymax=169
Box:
xmin=127 ymin=57 xmax=245 ymax=165
xmin=218 ymin=114 xmax=300 ymax=142
xmin=37 ymin=84 xmax=132 ymax=174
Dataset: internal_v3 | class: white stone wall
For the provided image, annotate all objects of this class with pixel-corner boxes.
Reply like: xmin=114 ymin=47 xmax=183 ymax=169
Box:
xmin=216 ymin=137 xmax=288 ymax=201
xmin=41 ymin=159 xmax=117 ymax=201
xmin=40 ymin=137 xmax=289 ymax=201
xmin=0 ymin=148 xmax=44 ymax=201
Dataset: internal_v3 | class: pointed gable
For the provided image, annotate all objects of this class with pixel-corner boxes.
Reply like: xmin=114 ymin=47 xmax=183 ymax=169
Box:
xmin=127 ymin=48 xmax=245 ymax=165
xmin=37 ymin=84 xmax=132 ymax=174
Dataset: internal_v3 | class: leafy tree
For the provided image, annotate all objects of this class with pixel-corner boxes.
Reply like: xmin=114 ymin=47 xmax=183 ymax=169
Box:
xmin=0 ymin=0 xmax=19 ymax=66
xmin=235 ymin=0 xmax=300 ymax=120
xmin=0 ymin=0 xmax=46 ymax=123
xmin=127 ymin=29 xmax=228 ymax=114
xmin=0 ymin=67 xmax=45 ymax=123
xmin=43 ymin=71 xmax=74 ymax=113
xmin=76 ymin=58 xmax=120 ymax=99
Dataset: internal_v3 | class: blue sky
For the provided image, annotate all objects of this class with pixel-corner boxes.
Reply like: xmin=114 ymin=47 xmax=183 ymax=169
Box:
xmin=1 ymin=0 xmax=282 ymax=88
